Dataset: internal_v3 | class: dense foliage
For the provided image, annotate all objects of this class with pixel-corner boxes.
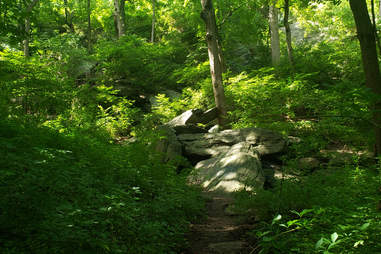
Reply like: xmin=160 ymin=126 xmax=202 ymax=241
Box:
xmin=1 ymin=0 xmax=381 ymax=253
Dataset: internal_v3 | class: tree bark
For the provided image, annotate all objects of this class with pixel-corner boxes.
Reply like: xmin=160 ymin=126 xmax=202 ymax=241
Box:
xmin=64 ymin=0 xmax=75 ymax=32
xmin=151 ymin=0 xmax=155 ymax=43
xmin=269 ymin=2 xmax=280 ymax=66
xmin=87 ymin=0 xmax=91 ymax=51
xmin=201 ymin=0 xmax=228 ymax=127
xmin=349 ymin=0 xmax=381 ymax=156
xmin=114 ymin=0 xmax=126 ymax=38
xmin=371 ymin=0 xmax=381 ymax=54
xmin=23 ymin=17 xmax=31 ymax=57
xmin=23 ymin=0 xmax=39 ymax=58
xmin=284 ymin=0 xmax=294 ymax=70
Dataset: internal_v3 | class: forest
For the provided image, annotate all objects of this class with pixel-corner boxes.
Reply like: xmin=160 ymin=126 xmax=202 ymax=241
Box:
xmin=1 ymin=0 xmax=381 ymax=253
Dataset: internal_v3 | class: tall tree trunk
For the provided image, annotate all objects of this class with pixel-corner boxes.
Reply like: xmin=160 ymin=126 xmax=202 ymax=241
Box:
xmin=151 ymin=0 xmax=155 ymax=43
xmin=201 ymin=0 xmax=227 ymax=127
xmin=87 ymin=0 xmax=91 ymax=51
xmin=64 ymin=0 xmax=74 ymax=32
xmin=114 ymin=0 xmax=126 ymax=38
xmin=23 ymin=17 xmax=31 ymax=57
xmin=269 ymin=3 xmax=280 ymax=66
xmin=23 ymin=0 xmax=39 ymax=58
xmin=371 ymin=0 xmax=381 ymax=54
xmin=349 ymin=0 xmax=381 ymax=156
xmin=284 ymin=0 xmax=294 ymax=70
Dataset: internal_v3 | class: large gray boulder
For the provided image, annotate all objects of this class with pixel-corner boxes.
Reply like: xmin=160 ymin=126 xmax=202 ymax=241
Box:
xmin=166 ymin=108 xmax=219 ymax=128
xmin=166 ymin=109 xmax=204 ymax=127
xmin=154 ymin=125 xmax=183 ymax=164
xmin=178 ymin=127 xmax=285 ymax=158
xmin=189 ymin=142 xmax=264 ymax=192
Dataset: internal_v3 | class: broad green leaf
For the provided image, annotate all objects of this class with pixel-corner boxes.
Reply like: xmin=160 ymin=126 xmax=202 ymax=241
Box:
xmin=354 ymin=240 xmax=364 ymax=248
xmin=300 ymin=209 xmax=314 ymax=217
xmin=315 ymin=238 xmax=325 ymax=249
xmin=287 ymin=219 xmax=300 ymax=227
xmin=331 ymin=232 xmax=338 ymax=243
xmin=272 ymin=214 xmax=282 ymax=225
xmin=360 ymin=222 xmax=370 ymax=231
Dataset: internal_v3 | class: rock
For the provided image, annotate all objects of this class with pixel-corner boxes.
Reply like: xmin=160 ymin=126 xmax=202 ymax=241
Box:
xmin=262 ymin=165 xmax=276 ymax=189
xmin=178 ymin=127 xmax=285 ymax=159
xmin=198 ymin=107 xmax=219 ymax=124
xmin=298 ymin=157 xmax=320 ymax=170
xmin=287 ymin=136 xmax=302 ymax=145
xmin=172 ymin=124 xmax=207 ymax=135
xmin=154 ymin=125 xmax=183 ymax=164
xmin=166 ymin=107 xmax=219 ymax=128
xmin=189 ymin=142 xmax=265 ymax=192
xmin=208 ymin=124 xmax=220 ymax=133
xmin=166 ymin=109 xmax=204 ymax=127
xmin=319 ymin=148 xmax=375 ymax=166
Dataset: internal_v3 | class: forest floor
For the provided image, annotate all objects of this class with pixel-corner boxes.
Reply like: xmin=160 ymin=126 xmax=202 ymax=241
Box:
xmin=184 ymin=191 xmax=255 ymax=254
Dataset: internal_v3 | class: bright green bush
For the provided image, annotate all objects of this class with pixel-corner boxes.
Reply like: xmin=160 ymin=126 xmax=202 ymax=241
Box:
xmin=95 ymin=35 xmax=186 ymax=97
xmin=225 ymin=69 xmax=372 ymax=147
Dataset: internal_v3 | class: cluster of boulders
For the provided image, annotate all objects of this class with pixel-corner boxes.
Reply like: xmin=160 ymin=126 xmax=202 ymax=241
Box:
xmin=155 ymin=108 xmax=286 ymax=192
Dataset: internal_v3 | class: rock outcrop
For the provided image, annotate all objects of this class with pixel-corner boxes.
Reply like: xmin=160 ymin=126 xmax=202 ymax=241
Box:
xmin=156 ymin=108 xmax=286 ymax=192
xmin=189 ymin=142 xmax=264 ymax=192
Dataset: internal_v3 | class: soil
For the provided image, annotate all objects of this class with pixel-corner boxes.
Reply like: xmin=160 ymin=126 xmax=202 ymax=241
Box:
xmin=184 ymin=191 xmax=255 ymax=254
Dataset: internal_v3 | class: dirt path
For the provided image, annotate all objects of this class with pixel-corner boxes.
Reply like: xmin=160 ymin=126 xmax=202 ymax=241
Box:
xmin=184 ymin=191 xmax=255 ymax=254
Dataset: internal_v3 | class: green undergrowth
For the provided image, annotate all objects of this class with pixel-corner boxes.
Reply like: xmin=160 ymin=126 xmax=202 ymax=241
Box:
xmin=234 ymin=162 xmax=381 ymax=253
xmin=0 ymin=52 xmax=204 ymax=254
xmin=0 ymin=117 xmax=204 ymax=254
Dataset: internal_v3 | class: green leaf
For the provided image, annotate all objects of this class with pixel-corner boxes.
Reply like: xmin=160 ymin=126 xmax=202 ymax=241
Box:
xmin=315 ymin=238 xmax=325 ymax=249
xmin=360 ymin=222 xmax=370 ymax=231
xmin=262 ymin=236 xmax=273 ymax=242
xmin=354 ymin=240 xmax=364 ymax=248
xmin=331 ymin=232 xmax=338 ymax=243
xmin=272 ymin=214 xmax=282 ymax=225
xmin=287 ymin=219 xmax=299 ymax=227
xmin=300 ymin=209 xmax=314 ymax=217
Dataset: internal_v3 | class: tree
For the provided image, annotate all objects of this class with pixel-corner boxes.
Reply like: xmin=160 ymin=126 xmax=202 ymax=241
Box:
xmin=349 ymin=0 xmax=381 ymax=156
xmin=284 ymin=0 xmax=294 ymax=70
xmin=87 ymin=0 xmax=92 ymax=51
xmin=23 ymin=0 xmax=39 ymax=58
xmin=64 ymin=0 xmax=75 ymax=33
xmin=151 ymin=0 xmax=156 ymax=43
xmin=201 ymin=0 xmax=228 ymax=127
xmin=269 ymin=1 xmax=280 ymax=66
xmin=114 ymin=0 xmax=126 ymax=38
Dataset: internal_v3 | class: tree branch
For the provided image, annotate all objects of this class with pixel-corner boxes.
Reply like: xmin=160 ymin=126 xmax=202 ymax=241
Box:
xmin=217 ymin=4 xmax=244 ymax=29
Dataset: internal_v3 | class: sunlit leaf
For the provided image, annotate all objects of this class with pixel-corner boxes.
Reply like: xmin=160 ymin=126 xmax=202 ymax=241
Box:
xmin=331 ymin=232 xmax=338 ymax=243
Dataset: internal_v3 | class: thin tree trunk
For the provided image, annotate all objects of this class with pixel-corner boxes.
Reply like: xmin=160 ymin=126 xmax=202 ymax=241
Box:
xmin=87 ymin=0 xmax=91 ymax=51
xmin=64 ymin=0 xmax=74 ymax=32
xmin=23 ymin=17 xmax=31 ymax=57
xmin=114 ymin=0 xmax=126 ymax=38
xmin=284 ymin=0 xmax=294 ymax=71
xmin=217 ymin=41 xmax=226 ymax=73
xmin=269 ymin=3 xmax=280 ymax=66
xmin=23 ymin=0 xmax=39 ymax=58
xmin=349 ymin=0 xmax=381 ymax=156
xmin=201 ymin=0 xmax=228 ymax=127
xmin=120 ymin=0 xmax=126 ymax=34
xmin=151 ymin=0 xmax=155 ymax=43
xmin=371 ymin=0 xmax=381 ymax=54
